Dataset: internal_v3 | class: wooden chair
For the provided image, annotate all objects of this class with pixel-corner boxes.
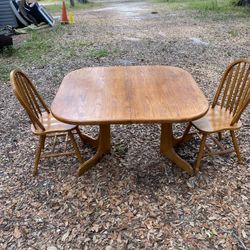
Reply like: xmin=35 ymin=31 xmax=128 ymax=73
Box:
xmin=184 ymin=58 xmax=250 ymax=173
xmin=10 ymin=69 xmax=86 ymax=175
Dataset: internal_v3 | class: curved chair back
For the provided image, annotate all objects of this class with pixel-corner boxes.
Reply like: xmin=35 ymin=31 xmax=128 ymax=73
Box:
xmin=211 ymin=58 xmax=250 ymax=125
xmin=10 ymin=69 xmax=50 ymax=131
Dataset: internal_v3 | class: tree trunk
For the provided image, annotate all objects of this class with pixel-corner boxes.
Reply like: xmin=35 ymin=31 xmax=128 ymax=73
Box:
xmin=70 ymin=0 xmax=75 ymax=7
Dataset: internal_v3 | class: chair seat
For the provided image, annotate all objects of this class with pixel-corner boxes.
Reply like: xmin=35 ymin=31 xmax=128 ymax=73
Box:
xmin=192 ymin=105 xmax=242 ymax=133
xmin=31 ymin=112 xmax=76 ymax=135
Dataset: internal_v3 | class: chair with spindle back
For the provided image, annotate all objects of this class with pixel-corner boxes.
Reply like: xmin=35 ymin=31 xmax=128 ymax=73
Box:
xmin=183 ymin=58 xmax=250 ymax=173
xmin=10 ymin=69 xmax=86 ymax=175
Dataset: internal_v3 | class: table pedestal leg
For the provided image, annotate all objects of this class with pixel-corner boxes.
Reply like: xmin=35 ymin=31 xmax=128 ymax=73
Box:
xmin=78 ymin=124 xmax=111 ymax=176
xmin=160 ymin=123 xmax=194 ymax=175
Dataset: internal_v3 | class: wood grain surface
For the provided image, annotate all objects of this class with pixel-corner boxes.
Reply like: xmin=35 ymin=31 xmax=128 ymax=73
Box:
xmin=51 ymin=66 xmax=209 ymax=124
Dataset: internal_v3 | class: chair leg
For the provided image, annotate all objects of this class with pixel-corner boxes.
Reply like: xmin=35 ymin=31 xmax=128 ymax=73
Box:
xmin=218 ymin=132 xmax=222 ymax=141
xmin=230 ymin=130 xmax=242 ymax=163
xmin=33 ymin=135 xmax=46 ymax=176
xmin=179 ymin=122 xmax=192 ymax=143
xmin=173 ymin=122 xmax=193 ymax=146
xmin=68 ymin=131 xmax=84 ymax=163
xmin=195 ymin=134 xmax=207 ymax=173
xmin=184 ymin=122 xmax=192 ymax=136
xmin=180 ymin=122 xmax=192 ymax=141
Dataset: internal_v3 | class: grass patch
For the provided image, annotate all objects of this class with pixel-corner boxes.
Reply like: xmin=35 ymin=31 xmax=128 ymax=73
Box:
xmin=0 ymin=25 xmax=63 ymax=81
xmin=0 ymin=63 xmax=12 ymax=81
xmin=16 ymin=31 xmax=54 ymax=63
xmin=228 ymin=29 xmax=239 ymax=37
xmin=153 ymin=0 xmax=250 ymax=15
xmin=0 ymin=24 xmax=121 ymax=81
xmin=88 ymin=49 xmax=110 ymax=58
xmin=87 ymin=48 xmax=124 ymax=59
xmin=1 ymin=26 xmax=62 ymax=64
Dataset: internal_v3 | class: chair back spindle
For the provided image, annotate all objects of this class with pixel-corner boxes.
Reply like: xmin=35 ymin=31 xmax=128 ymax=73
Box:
xmin=10 ymin=69 xmax=50 ymax=131
xmin=211 ymin=59 xmax=250 ymax=125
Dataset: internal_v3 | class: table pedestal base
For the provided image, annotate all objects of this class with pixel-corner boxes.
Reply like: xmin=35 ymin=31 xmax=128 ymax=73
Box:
xmin=76 ymin=127 xmax=99 ymax=149
xmin=78 ymin=123 xmax=194 ymax=176
xmin=78 ymin=124 xmax=111 ymax=176
xmin=160 ymin=123 xmax=194 ymax=175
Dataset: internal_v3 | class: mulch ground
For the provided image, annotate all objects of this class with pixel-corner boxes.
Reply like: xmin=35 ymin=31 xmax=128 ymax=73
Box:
xmin=0 ymin=0 xmax=249 ymax=249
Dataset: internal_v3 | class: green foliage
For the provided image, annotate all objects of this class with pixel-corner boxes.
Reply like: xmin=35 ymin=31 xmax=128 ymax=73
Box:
xmin=17 ymin=31 xmax=53 ymax=62
xmin=0 ymin=46 xmax=16 ymax=57
xmin=88 ymin=49 xmax=110 ymax=58
xmin=0 ymin=63 xmax=12 ymax=81
xmin=228 ymin=29 xmax=239 ymax=37
xmin=1 ymin=26 xmax=61 ymax=62
xmin=87 ymin=48 xmax=124 ymax=59
xmin=154 ymin=0 xmax=250 ymax=14
xmin=0 ymin=23 xmax=122 ymax=81
xmin=0 ymin=26 xmax=64 ymax=81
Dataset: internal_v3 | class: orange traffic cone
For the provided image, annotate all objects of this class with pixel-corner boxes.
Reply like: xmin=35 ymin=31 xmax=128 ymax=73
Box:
xmin=61 ymin=0 xmax=69 ymax=24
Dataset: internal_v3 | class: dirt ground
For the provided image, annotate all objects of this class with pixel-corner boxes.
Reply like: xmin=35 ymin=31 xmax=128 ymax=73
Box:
xmin=0 ymin=0 xmax=249 ymax=249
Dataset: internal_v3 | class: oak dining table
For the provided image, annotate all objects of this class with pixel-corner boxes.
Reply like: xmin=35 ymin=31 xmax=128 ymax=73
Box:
xmin=51 ymin=65 xmax=209 ymax=176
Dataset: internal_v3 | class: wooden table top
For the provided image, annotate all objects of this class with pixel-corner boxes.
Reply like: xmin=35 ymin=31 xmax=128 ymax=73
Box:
xmin=51 ymin=66 xmax=209 ymax=125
